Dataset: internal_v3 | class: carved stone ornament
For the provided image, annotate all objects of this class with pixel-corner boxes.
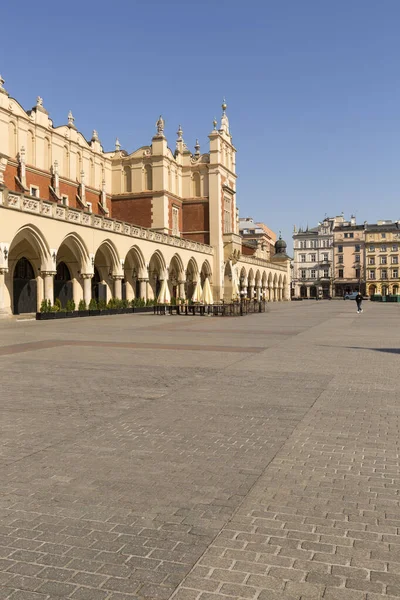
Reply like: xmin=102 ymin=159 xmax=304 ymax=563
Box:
xmin=156 ymin=115 xmax=165 ymax=136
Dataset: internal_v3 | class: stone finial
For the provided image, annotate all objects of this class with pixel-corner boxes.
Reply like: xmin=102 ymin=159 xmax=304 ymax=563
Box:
xmin=156 ymin=115 xmax=165 ymax=136
xmin=67 ymin=110 xmax=75 ymax=128
xmin=91 ymin=129 xmax=99 ymax=142
xmin=177 ymin=125 xmax=183 ymax=141
xmin=220 ymin=98 xmax=230 ymax=135
xmin=213 ymin=117 xmax=217 ymax=130
xmin=36 ymin=96 xmax=43 ymax=107
xmin=115 ymin=137 xmax=121 ymax=152
xmin=0 ymin=74 xmax=8 ymax=96
xmin=194 ymin=139 xmax=200 ymax=155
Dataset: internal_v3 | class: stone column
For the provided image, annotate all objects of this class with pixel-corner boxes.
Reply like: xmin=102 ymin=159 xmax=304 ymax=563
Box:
xmin=178 ymin=280 xmax=186 ymax=300
xmin=256 ymin=286 xmax=261 ymax=301
xmin=81 ymin=274 xmax=93 ymax=306
xmin=0 ymin=268 xmax=8 ymax=316
xmin=140 ymin=279 xmax=148 ymax=300
xmin=113 ymin=276 xmax=123 ymax=300
xmin=248 ymin=285 xmax=254 ymax=299
xmin=125 ymin=280 xmax=134 ymax=301
xmin=268 ymin=287 xmax=272 ymax=302
xmin=42 ymin=271 xmax=55 ymax=304
xmin=273 ymin=287 xmax=277 ymax=301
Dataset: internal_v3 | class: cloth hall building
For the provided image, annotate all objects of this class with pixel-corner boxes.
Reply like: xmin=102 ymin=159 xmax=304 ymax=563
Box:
xmin=0 ymin=75 xmax=290 ymax=316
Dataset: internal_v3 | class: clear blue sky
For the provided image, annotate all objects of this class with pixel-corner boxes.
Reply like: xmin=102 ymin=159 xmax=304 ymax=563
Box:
xmin=1 ymin=0 xmax=400 ymax=249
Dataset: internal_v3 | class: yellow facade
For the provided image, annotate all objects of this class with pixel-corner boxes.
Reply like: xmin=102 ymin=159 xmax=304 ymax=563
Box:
xmin=365 ymin=224 xmax=400 ymax=296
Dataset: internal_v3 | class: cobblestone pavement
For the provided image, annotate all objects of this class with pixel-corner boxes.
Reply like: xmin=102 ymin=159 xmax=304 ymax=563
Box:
xmin=0 ymin=301 xmax=399 ymax=599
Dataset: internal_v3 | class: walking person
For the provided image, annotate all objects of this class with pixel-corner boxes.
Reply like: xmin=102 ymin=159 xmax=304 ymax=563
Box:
xmin=355 ymin=291 xmax=363 ymax=314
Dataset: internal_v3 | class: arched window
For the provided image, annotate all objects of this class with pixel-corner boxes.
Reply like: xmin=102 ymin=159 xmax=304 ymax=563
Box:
xmin=76 ymin=152 xmax=82 ymax=181
xmin=43 ymin=137 xmax=51 ymax=170
xmin=8 ymin=122 xmax=17 ymax=158
xmin=14 ymin=257 xmax=35 ymax=280
xmin=144 ymin=164 xmax=152 ymax=190
xmin=27 ymin=130 xmax=35 ymax=165
xmin=124 ymin=166 xmax=132 ymax=192
xmin=193 ymin=172 xmax=201 ymax=197
xmin=89 ymin=159 xmax=94 ymax=187
xmin=63 ymin=146 xmax=69 ymax=177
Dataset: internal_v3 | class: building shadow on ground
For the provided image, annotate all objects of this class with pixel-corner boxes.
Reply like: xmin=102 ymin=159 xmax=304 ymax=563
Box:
xmin=319 ymin=345 xmax=400 ymax=355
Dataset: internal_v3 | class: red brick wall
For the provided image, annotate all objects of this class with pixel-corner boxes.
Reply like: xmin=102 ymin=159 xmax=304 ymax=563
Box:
xmin=182 ymin=200 xmax=209 ymax=244
xmin=111 ymin=197 xmax=152 ymax=227
xmin=3 ymin=164 xmax=105 ymax=215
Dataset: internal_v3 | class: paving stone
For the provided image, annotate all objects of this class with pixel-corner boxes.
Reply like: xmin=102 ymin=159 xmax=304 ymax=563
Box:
xmin=0 ymin=304 xmax=400 ymax=600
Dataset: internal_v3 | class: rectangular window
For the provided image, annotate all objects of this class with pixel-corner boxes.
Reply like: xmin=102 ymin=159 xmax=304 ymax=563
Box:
xmin=337 ymin=255 xmax=343 ymax=263
xmin=338 ymin=269 xmax=344 ymax=278
xmin=355 ymin=268 xmax=360 ymax=278
xmin=355 ymin=244 xmax=361 ymax=252
xmin=300 ymin=269 xmax=306 ymax=278
xmin=369 ymin=257 xmax=375 ymax=265
xmin=310 ymin=269 xmax=316 ymax=279
xmin=338 ymin=245 xmax=343 ymax=253
xmin=392 ymin=245 xmax=398 ymax=252
xmin=61 ymin=195 xmax=68 ymax=206
xmin=300 ymin=254 xmax=306 ymax=262
xmin=381 ymin=256 xmax=387 ymax=265
xmin=382 ymin=233 xmax=386 ymax=238
xmin=355 ymin=255 xmax=360 ymax=262
xmin=323 ymin=269 xmax=329 ymax=278
xmin=350 ymin=232 xmax=354 ymax=238
xmin=344 ymin=233 xmax=349 ymax=238
xmin=382 ymin=269 xmax=388 ymax=279
xmin=30 ymin=185 xmax=39 ymax=198
xmin=369 ymin=245 xmax=375 ymax=252
xmin=86 ymin=202 xmax=92 ymax=213
xmin=310 ymin=254 xmax=316 ymax=262
xmin=392 ymin=256 xmax=399 ymax=264
xmin=381 ymin=245 xmax=387 ymax=251
xmin=369 ymin=270 xmax=375 ymax=279
xmin=223 ymin=197 xmax=231 ymax=234
xmin=323 ymin=253 xmax=328 ymax=262
xmin=172 ymin=206 xmax=179 ymax=236
xmin=393 ymin=269 xmax=399 ymax=279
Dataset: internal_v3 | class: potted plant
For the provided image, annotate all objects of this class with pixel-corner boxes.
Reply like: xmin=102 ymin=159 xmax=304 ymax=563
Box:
xmin=89 ymin=298 xmax=100 ymax=315
xmin=98 ymin=298 xmax=109 ymax=315
xmin=53 ymin=298 xmax=66 ymax=318
xmin=65 ymin=299 xmax=77 ymax=317
xmin=78 ymin=299 xmax=88 ymax=317
xmin=37 ymin=299 xmax=53 ymax=320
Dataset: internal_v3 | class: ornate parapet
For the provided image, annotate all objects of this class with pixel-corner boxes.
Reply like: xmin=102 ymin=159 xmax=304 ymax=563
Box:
xmin=1 ymin=189 xmax=214 ymax=256
xmin=238 ymin=254 xmax=287 ymax=272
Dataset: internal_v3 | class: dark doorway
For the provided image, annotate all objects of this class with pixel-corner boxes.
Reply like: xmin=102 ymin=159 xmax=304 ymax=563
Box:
xmin=300 ymin=285 xmax=307 ymax=299
xmin=54 ymin=262 xmax=73 ymax=308
xmin=92 ymin=267 xmax=107 ymax=302
xmin=13 ymin=257 xmax=37 ymax=314
xmin=310 ymin=286 xmax=317 ymax=298
xmin=135 ymin=279 xmax=140 ymax=299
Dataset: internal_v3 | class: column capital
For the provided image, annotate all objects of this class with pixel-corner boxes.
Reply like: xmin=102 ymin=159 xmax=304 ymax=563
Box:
xmin=0 ymin=267 xmax=8 ymax=275
xmin=80 ymin=273 xmax=94 ymax=280
xmin=138 ymin=278 xmax=149 ymax=283
xmin=112 ymin=275 xmax=124 ymax=281
xmin=41 ymin=270 xmax=56 ymax=277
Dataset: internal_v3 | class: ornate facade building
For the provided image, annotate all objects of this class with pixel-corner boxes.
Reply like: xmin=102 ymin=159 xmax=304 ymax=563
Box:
xmin=0 ymin=76 xmax=290 ymax=316
xmin=365 ymin=221 xmax=400 ymax=297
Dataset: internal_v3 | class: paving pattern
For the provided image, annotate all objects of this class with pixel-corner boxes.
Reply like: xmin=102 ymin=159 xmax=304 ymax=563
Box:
xmin=0 ymin=301 xmax=399 ymax=599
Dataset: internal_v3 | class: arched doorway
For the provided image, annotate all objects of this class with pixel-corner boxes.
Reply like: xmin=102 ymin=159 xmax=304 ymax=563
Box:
xmin=185 ymin=258 xmax=199 ymax=301
xmin=393 ymin=285 xmax=399 ymax=296
xmin=148 ymin=252 xmax=165 ymax=300
xmin=382 ymin=285 xmax=389 ymax=297
xmin=54 ymin=262 xmax=73 ymax=308
xmin=310 ymin=286 xmax=317 ymax=298
xmin=300 ymin=285 xmax=307 ymax=298
xmin=368 ymin=284 xmax=377 ymax=297
xmin=92 ymin=267 xmax=106 ymax=302
xmin=13 ymin=257 xmax=37 ymax=314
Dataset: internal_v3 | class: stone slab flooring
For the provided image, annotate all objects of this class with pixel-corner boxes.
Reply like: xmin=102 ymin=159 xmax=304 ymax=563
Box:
xmin=0 ymin=300 xmax=399 ymax=600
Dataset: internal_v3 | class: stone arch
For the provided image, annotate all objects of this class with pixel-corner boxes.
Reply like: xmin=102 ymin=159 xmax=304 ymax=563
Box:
xmin=57 ymin=233 xmax=91 ymax=306
xmin=93 ymin=240 xmax=122 ymax=302
xmin=148 ymin=250 xmax=166 ymax=300
xmin=200 ymin=259 xmax=212 ymax=284
xmin=168 ymin=253 xmax=185 ymax=299
xmin=283 ymin=275 xmax=288 ymax=300
xmin=186 ymin=257 xmax=199 ymax=300
xmin=124 ymin=245 xmax=146 ymax=300
xmin=7 ymin=225 xmax=51 ymax=314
